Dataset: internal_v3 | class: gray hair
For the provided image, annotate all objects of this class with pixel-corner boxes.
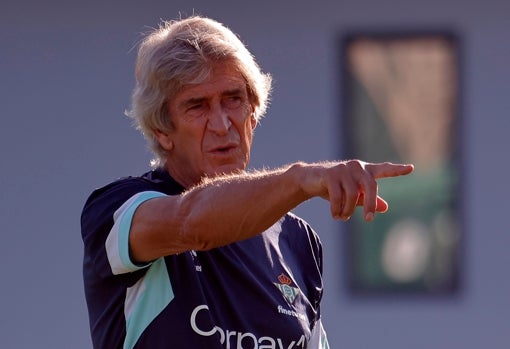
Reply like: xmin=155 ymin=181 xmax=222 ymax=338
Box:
xmin=126 ymin=16 xmax=273 ymax=167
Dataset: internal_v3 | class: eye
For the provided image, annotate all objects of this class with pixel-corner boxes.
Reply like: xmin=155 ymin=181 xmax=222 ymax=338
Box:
xmin=185 ymin=102 xmax=208 ymax=117
xmin=223 ymin=96 xmax=243 ymax=109
xmin=187 ymin=102 xmax=204 ymax=111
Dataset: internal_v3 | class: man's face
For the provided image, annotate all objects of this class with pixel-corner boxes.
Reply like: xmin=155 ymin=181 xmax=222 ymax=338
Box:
xmin=158 ymin=62 xmax=257 ymax=187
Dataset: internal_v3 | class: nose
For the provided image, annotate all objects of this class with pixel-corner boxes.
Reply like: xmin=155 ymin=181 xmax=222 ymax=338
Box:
xmin=207 ymin=104 xmax=231 ymax=135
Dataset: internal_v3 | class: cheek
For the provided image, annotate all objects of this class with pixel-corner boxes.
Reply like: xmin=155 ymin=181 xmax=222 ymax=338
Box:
xmin=243 ymin=123 xmax=254 ymax=145
xmin=244 ymin=114 xmax=256 ymax=139
xmin=178 ymin=120 xmax=207 ymax=146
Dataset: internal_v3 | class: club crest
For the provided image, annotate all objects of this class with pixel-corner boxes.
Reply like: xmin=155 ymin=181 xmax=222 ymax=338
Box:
xmin=274 ymin=273 xmax=299 ymax=304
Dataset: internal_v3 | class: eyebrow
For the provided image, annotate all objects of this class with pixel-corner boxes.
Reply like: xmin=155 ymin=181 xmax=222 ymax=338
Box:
xmin=222 ymin=87 xmax=244 ymax=97
xmin=179 ymin=97 xmax=206 ymax=110
xmin=178 ymin=87 xmax=246 ymax=110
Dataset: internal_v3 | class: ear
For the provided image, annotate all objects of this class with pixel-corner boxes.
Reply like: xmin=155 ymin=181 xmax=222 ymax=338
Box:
xmin=250 ymin=115 xmax=257 ymax=130
xmin=250 ymin=106 xmax=258 ymax=130
xmin=153 ymin=128 xmax=174 ymax=151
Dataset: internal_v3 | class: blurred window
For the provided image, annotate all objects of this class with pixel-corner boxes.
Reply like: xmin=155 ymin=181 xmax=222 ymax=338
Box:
xmin=342 ymin=31 xmax=462 ymax=295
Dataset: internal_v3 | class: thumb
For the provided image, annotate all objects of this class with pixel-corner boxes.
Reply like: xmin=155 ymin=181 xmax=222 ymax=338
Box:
xmin=375 ymin=196 xmax=389 ymax=213
xmin=355 ymin=193 xmax=388 ymax=212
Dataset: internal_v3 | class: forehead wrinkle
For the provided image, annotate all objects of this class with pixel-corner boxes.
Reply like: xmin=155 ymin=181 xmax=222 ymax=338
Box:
xmin=177 ymin=84 xmax=246 ymax=108
xmin=172 ymin=63 xmax=248 ymax=111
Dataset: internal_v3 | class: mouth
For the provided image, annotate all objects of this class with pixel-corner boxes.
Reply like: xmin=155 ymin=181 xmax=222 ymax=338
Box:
xmin=208 ymin=143 xmax=238 ymax=154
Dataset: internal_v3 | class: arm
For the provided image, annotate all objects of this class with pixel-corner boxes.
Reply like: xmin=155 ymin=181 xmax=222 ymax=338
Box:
xmin=129 ymin=160 xmax=414 ymax=262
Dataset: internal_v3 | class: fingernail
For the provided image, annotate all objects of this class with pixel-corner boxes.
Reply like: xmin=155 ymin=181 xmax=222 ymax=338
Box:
xmin=365 ymin=212 xmax=374 ymax=222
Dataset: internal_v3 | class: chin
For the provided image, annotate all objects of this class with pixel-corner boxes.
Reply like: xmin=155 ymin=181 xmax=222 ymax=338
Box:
xmin=210 ymin=163 xmax=246 ymax=176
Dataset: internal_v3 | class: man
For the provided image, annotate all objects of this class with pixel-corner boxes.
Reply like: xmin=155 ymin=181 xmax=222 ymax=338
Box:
xmin=81 ymin=15 xmax=414 ymax=349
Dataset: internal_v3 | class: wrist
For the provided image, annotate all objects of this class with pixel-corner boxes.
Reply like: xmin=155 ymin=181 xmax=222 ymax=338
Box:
xmin=285 ymin=162 xmax=314 ymax=201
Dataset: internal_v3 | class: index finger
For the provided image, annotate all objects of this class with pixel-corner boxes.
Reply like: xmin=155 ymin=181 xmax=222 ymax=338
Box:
xmin=365 ymin=162 xmax=414 ymax=179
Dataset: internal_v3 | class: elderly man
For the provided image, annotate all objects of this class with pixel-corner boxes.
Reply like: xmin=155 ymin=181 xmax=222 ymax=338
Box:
xmin=81 ymin=15 xmax=413 ymax=349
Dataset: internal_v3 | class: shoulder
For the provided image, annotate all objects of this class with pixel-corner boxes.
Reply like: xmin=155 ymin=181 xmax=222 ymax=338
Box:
xmin=80 ymin=169 xmax=176 ymax=229
xmin=283 ymin=211 xmax=311 ymax=227
xmin=280 ymin=213 xmax=323 ymax=257
xmin=80 ymin=175 xmax=153 ymax=238
xmin=282 ymin=213 xmax=320 ymax=240
xmin=284 ymin=213 xmax=324 ymax=270
xmin=83 ymin=176 xmax=153 ymax=213
xmin=82 ymin=168 xmax=182 ymax=215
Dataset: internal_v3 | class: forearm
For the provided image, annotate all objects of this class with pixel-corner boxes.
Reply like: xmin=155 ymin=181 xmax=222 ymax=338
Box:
xmin=130 ymin=163 xmax=311 ymax=262
xmin=185 ymin=164 xmax=310 ymax=245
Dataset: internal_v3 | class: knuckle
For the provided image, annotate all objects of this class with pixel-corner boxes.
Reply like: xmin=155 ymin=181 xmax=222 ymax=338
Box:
xmin=347 ymin=159 xmax=364 ymax=170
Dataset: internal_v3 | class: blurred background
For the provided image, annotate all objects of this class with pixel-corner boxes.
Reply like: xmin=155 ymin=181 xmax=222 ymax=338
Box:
xmin=1 ymin=0 xmax=509 ymax=348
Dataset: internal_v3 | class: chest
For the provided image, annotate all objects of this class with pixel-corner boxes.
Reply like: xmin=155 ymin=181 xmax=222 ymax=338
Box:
xmin=163 ymin=223 xmax=322 ymax=347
